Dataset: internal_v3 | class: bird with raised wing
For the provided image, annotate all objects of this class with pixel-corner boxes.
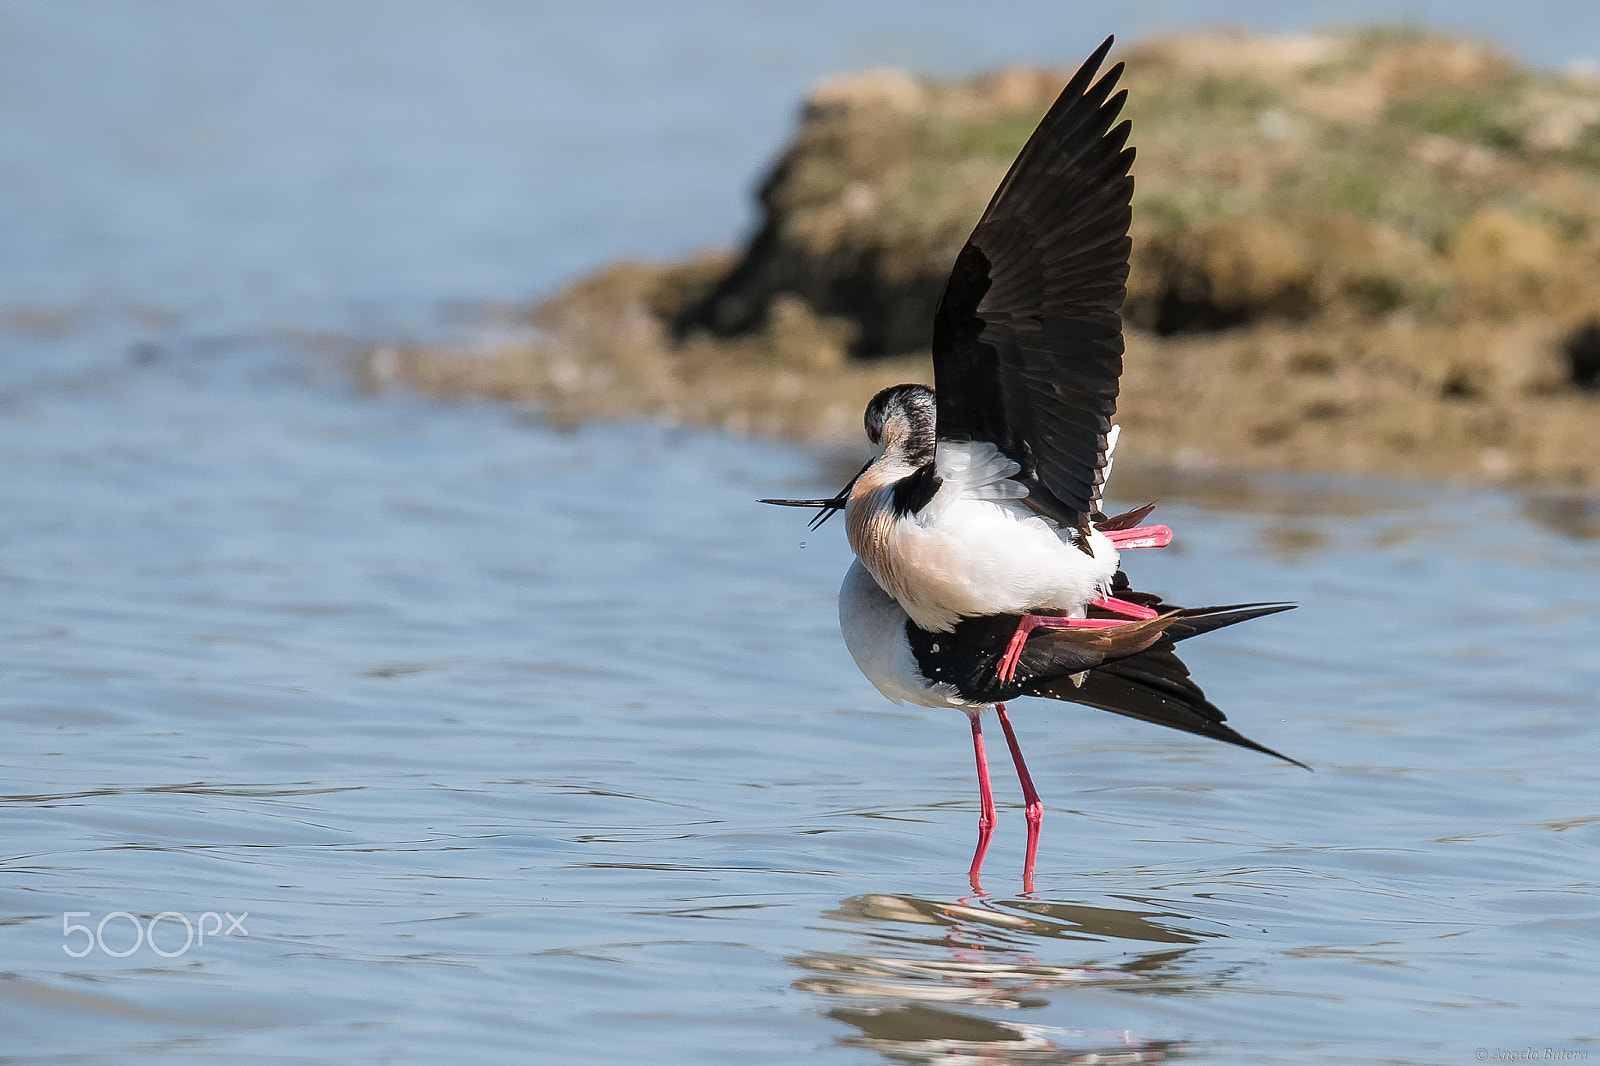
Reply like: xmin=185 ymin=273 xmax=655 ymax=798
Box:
xmin=762 ymin=37 xmax=1173 ymax=682
xmin=763 ymin=37 xmax=1303 ymax=891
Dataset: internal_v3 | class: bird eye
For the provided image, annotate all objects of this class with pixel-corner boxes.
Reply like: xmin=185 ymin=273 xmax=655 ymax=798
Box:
xmin=867 ymin=426 xmax=881 ymax=444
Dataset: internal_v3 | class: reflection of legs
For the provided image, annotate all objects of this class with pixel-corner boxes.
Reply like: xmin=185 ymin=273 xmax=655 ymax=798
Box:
xmin=996 ymin=704 xmax=1042 ymax=894
xmin=967 ymin=712 xmax=996 ymax=894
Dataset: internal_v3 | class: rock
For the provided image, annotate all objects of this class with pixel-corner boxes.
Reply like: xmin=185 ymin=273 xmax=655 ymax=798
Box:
xmin=1133 ymin=217 xmax=1316 ymax=332
xmin=387 ymin=26 xmax=1600 ymax=488
xmin=1450 ymin=207 xmax=1565 ymax=314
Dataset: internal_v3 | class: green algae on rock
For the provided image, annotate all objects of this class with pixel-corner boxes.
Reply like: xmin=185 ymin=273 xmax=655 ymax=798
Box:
xmin=373 ymin=27 xmax=1600 ymax=487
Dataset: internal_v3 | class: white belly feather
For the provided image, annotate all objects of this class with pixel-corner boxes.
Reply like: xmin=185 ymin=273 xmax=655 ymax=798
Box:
xmin=837 ymin=560 xmax=980 ymax=710
xmin=887 ymin=497 xmax=1118 ymax=632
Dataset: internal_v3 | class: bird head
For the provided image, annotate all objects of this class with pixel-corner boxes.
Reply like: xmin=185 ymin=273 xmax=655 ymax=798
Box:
xmin=863 ymin=383 xmax=936 ymax=463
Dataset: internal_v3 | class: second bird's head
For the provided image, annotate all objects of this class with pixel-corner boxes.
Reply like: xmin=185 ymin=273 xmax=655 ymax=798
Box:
xmin=863 ymin=384 xmax=936 ymax=462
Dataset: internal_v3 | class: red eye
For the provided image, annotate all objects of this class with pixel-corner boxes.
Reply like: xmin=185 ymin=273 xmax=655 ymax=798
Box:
xmin=868 ymin=427 xmax=881 ymax=444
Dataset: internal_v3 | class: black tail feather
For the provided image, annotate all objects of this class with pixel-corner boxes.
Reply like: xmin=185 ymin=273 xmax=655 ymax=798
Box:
xmin=1051 ymin=644 xmax=1310 ymax=770
xmin=919 ymin=597 xmax=1307 ymax=768
xmin=1159 ymin=602 xmax=1296 ymax=643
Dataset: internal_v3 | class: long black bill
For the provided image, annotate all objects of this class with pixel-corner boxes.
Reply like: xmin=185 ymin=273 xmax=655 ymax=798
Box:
xmin=759 ymin=460 xmax=871 ymax=530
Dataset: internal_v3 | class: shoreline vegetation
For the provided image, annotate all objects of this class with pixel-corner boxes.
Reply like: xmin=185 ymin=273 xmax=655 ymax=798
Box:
xmin=368 ymin=27 xmax=1600 ymax=488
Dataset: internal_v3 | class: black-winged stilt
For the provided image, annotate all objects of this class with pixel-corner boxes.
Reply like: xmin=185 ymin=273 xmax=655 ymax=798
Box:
xmin=763 ymin=37 xmax=1302 ymax=891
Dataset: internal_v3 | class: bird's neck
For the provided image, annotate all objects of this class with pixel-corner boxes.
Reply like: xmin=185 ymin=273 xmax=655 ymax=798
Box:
xmin=844 ymin=452 xmax=924 ymax=607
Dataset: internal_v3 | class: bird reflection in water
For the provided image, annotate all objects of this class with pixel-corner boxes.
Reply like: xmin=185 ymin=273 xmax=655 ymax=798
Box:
xmin=831 ymin=1005 xmax=1179 ymax=1065
xmin=791 ymin=892 xmax=1203 ymax=1063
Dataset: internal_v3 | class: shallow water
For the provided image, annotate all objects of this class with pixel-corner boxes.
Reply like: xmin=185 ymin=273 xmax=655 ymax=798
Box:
xmin=4 ymin=4 xmax=1600 ymax=1064
xmin=4 ymin=359 xmax=1598 ymax=1064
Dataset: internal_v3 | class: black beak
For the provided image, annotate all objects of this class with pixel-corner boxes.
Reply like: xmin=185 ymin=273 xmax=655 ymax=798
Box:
xmin=760 ymin=459 xmax=872 ymax=530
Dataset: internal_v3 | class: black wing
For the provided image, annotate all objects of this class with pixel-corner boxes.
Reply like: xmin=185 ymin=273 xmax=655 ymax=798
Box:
xmin=931 ymin=35 xmax=1134 ymax=532
xmin=1032 ymin=610 xmax=1309 ymax=769
xmin=905 ymin=591 xmax=1306 ymax=768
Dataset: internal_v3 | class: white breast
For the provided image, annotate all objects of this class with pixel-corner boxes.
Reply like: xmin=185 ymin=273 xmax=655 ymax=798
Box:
xmin=883 ymin=441 xmax=1120 ymax=631
xmin=837 ymin=560 xmax=982 ymax=711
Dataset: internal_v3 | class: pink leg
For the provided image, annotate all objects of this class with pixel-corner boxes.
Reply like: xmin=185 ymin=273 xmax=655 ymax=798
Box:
xmin=1090 ymin=595 xmax=1159 ymax=620
xmin=1103 ymin=524 xmax=1172 ymax=550
xmin=995 ymin=704 xmax=1042 ymax=894
xmin=995 ymin=614 xmax=1135 ymax=684
xmin=967 ymin=713 xmax=997 ymax=894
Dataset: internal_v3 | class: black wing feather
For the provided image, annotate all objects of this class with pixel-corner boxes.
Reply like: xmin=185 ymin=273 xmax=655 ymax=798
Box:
xmin=931 ymin=36 xmax=1135 ymax=528
xmin=1038 ymin=640 xmax=1310 ymax=769
xmin=905 ymin=594 xmax=1305 ymax=768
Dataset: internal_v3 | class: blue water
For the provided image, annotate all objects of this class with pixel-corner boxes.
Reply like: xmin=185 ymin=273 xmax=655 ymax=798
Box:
xmin=2 ymin=4 xmax=1598 ymax=1064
